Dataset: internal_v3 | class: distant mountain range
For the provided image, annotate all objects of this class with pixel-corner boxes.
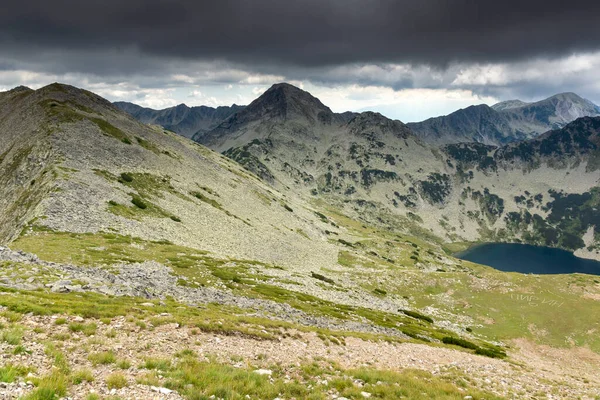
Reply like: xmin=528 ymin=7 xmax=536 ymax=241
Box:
xmin=116 ymin=91 xmax=600 ymax=146
xmin=113 ymin=101 xmax=245 ymax=138
xmin=407 ymin=92 xmax=600 ymax=145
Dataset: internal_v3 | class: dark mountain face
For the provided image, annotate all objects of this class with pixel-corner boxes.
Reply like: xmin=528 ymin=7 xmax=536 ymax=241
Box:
xmin=407 ymin=104 xmax=518 ymax=145
xmin=408 ymin=93 xmax=600 ymax=146
xmin=193 ymin=83 xmax=350 ymax=147
xmin=113 ymin=101 xmax=244 ymax=139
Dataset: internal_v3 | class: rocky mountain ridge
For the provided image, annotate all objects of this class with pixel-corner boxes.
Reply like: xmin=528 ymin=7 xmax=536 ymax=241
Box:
xmin=113 ymin=101 xmax=245 ymax=138
xmin=408 ymin=92 xmax=600 ymax=145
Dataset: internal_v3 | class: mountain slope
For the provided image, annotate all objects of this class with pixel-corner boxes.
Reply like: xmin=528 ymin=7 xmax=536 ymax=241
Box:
xmin=195 ymin=83 xmax=600 ymax=260
xmin=406 ymin=104 xmax=518 ymax=145
xmin=0 ymin=83 xmax=339 ymax=270
xmin=114 ymin=101 xmax=244 ymax=138
xmin=408 ymin=92 xmax=600 ymax=145
xmin=2 ymin=83 xmax=600 ymax=399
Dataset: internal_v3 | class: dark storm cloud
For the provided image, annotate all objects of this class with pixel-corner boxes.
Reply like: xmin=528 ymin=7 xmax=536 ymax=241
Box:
xmin=1 ymin=0 xmax=600 ymax=69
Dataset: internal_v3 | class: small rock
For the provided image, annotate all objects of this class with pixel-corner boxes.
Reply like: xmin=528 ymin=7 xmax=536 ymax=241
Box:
xmin=253 ymin=369 xmax=272 ymax=376
xmin=361 ymin=392 xmax=372 ymax=398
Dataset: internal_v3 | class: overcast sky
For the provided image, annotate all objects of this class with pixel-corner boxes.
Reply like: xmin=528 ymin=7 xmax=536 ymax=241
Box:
xmin=1 ymin=0 xmax=600 ymax=122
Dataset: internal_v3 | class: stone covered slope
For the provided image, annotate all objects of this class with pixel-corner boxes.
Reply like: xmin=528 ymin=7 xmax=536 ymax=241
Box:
xmin=408 ymin=92 xmax=600 ymax=146
xmin=0 ymin=83 xmax=338 ymax=270
xmin=195 ymin=83 xmax=600 ymax=258
xmin=114 ymin=101 xmax=244 ymax=139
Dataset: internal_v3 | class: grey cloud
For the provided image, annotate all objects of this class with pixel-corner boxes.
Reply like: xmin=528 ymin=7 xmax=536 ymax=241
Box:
xmin=1 ymin=0 xmax=600 ymax=70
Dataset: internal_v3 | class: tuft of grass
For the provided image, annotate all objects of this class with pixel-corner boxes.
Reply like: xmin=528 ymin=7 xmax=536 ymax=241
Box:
xmin=141 ymin=357 xmax=171 ymax=371
xmin=24 ymin=371 xmax=67 ymax=400
xmin=54 ymin=317 xmax=67 ymax=325
xmin=88 ymin=351 xmax=116 ymax=366
xmin=117 ymin=359 xmax=131 ymax=370
xmin=1 ymin=310 xmax=22 ymax=322
xmin=69 ymin=322 xmax=97 ymax=336
xmin=106 ymin=372 xmax=128 ymax=390
xmin=13 ymin=345 xmax=30 ymax=355
xmin=0 ymin=364 xmax=30 ymax=383
xmin=72 ymin=369 xmax=94 ymax=385
xmin=1 ymin=327 xmax=23 ymax=345
xmin=44 ymin=343 xmax=70 ymax=374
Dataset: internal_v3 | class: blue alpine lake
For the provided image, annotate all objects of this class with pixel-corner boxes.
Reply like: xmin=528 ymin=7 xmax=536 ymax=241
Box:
xmin=455 ymin=243 xmax=600 ymax=275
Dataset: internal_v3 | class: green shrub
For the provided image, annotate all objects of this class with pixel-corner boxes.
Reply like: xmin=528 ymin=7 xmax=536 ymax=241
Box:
xmin=311 ymin=272 xmax=335 ymax=285
xmin=121 ymin=138 xmax=132 ymax=145
xmin=120 ymin=173 xmax=134 ymax=182
xmin=131 ymin=195 xmax=147 ymax=209
xmin=442 ymin=336 xmax=478 ymax=350
xmin=400 ymin=309 xmax=433 ymax=324
xmin=170 ymin=216 xmax=181 ymax=222
xmin=475 ymin=347 xmax=507 ymax=359
xmin=373 ymin=288 xmax=387 ymax=296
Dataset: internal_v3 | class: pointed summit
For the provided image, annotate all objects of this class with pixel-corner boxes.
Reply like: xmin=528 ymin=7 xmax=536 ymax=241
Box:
xmin=240 ymin=82 xmax=336 ymax=123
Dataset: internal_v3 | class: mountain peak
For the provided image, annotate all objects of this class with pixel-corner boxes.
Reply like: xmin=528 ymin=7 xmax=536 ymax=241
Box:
xmin=230 ymin=83 xmax=335 ymax=123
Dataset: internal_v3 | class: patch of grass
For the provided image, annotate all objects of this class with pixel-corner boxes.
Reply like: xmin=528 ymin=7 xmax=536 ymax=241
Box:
xmin=90 ymin=117 xmax=130 ymax=143
xmin=1 ymin=310 xmax=22 ymax=322
xmin=117 ymin=359 xmax=131 ymax=370
xmin=13 ymin=345 xmax=30 ymax=355
xmin=106 ymin=372 xmax=128 ymax=390
xmin=44 ymin=343 xmax=70 ymax=374
xmin=69 ymin=322 xmax=97 ymax=336
xmin=24 ymin=371 xmax=68 ymax=400
xmin=135 ymin=136 xmax=161 ymax=154
xmin=142 ymin=357 xmax=171 ymax=371
xmin=1 ymin=327 xmax=23 ymax=345
xmin=0 ymin=364 xmax=30 ymax=383
xmin=72 ymin=369 xmax=94 ymax=385
xmin=88 ymin=351 xmax=116 ymax=366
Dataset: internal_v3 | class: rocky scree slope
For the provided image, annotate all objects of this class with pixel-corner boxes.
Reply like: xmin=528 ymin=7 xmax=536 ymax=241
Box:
xmin=195 ymin=84 xmax=600 ymax=259
xmin=0 ymin=83 xmax=340 ymax=270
